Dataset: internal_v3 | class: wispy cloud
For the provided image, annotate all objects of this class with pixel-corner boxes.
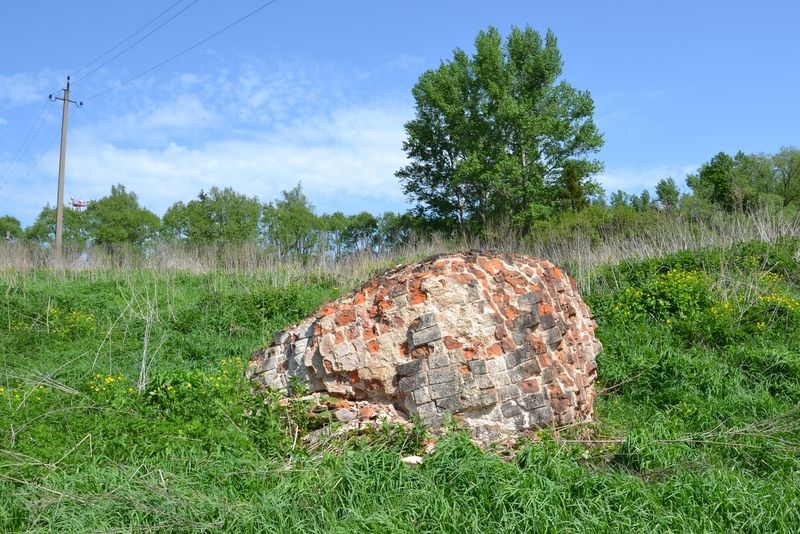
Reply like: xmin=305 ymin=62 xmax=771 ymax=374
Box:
xmin=597 ymin=164 xmax=698 ymax=196
xmin=7 ymin=58 xmax=416 ymax=223
xmin=0 ymin=70 xmax=65 ymax=110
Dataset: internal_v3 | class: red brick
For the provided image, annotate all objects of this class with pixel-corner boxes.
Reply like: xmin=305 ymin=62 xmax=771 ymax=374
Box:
xmin=411 ymin=344 xmax=432 ymax=358
xmin=444 ymin=336 xmax=463 ymax=349
xmin=501 ymin=336 xmax=517 ymax=352
xmin=377 ymin=300 xmax=392 ymax=314
xmin=318 ymin=304 xmax=337 ymax=317
xmin=520 ymin=379 xmax=540 ymax=393
xmin=358 ymin=405 xmax=377 ymax=419
xmin=486 ymin=343 xmax=504 ymax=357
xmin=477 ymin=256 xmax=496 ymax=274
xmin=334 ymin=309 xmax=356 ymax=327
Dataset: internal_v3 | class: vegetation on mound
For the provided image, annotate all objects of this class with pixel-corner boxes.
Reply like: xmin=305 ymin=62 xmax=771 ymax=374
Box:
xmin=1 ymin=239 xmax=800 ymax=532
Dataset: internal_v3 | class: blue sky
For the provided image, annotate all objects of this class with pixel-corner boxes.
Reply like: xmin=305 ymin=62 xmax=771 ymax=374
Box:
xmin=1 ymin=0 xmax=798 ymax=226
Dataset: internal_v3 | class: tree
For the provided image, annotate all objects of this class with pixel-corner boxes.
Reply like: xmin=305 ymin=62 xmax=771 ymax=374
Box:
xmin=655 ymin=177 xmax=680 ymax=210
xmin=86 ymin=184 xmax=160 ymax=247
xmin=610 ymin=190 xmax=630 ymax=209
xmin=397 ymin=25 xmax=603 ymax=233
xmin=687 ymin=152 xmax=735 ymax=210
xmin=342 ymin=211 xmax=378 ymax=252
xmin=686 ymin=151 xmax=757 ymax=212
xmin=25 ymin=204 xmax=89 ymax=246
xmin=770 ymin=146 xmax=800 ymax=207
xmin=0 ymin=215 xmax=22 ymax=240
xmin=630 ymin=189 xmax=655 ymax=212
xmin=319 ymin=211 xmax=349 ymax=257
xmin=261 ymin=183 xmax=321 ymax=257
xmin=162 ymin=187 xmax=262 ymax=244
xmin=555 ymin=160 xmax=593 ymax=211
xmin=375 ymin=211 xmax=417 ymax=251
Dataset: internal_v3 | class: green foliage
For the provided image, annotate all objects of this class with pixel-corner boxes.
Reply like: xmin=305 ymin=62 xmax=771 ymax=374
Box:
xmin=262 ymin=183 xmax=321 ymax=257
xmin=24 ymin=203 xmax=89 ymax=246
xmin=2 ymin=241 xmax=800 ymax=531
xmin=162 ymin=186 xmax=262 ymax=244
xmin=770 ymin=146 xmax=800 ymax=206
xmin=655 ymin=177 xmax=680 ymax=210
xmin=0 ymin=215 xmax=22 ymax=239
xmin=685 ymin=148 xmax=800 ymax=212
xmin=591 ymin=238 xmax=800 ymax=348
xmin=601 ymin=269 xmax=713 ymax=322
xmin=341 ymin=210 xmax=378 ymax=252
xmin=397 ymin=25 xmax=603 ymax=233
xmin=86 ymin=184 xmax=161 ymax=247
xmin=687 ymin=151 xmax=738 ymax=211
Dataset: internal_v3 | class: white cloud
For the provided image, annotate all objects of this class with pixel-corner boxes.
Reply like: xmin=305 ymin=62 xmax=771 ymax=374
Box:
xmin=0 ymin=117 xmax=7 ymax=126
xmin=0 ymin=70 xmax=64 ymax=109
xmin=597 ymin=164 xmax=698 ymax=195
xmin=4 ymin=58 xmax=419 ymax=225
xmin=65 ymin=97 xmax=412 ymax=217
xmin=389 ymin=53 xmax=426 ymax=72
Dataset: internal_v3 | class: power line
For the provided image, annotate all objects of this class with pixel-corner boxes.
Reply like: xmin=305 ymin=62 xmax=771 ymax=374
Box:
xmin=72 ymin=0 xmax=202 ymax=83
xmin=85 ymin=0 xmax=280 ymax=102
xmin=70 ymin=0 xmax=186 ymax=79
xmin=0 ymin=100 xmax=53 ymax=190
xmin=0 ymin=104 xmax=85 ymax=211
xmin=0 ymin=130 xmax=61 ymax=210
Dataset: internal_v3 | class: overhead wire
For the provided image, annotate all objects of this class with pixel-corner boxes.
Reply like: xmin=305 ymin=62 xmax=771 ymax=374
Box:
xmin=0 ymin=99 xmax=53 ymax=190
xmin=0 ymin=0 xmax=281 ymax=215
xmin=70 ymin=0 xmax=186 ymax=80
xmin=85 ymin=0 xmax=280 ymax=101
xmin=0 ymin=87 xmax=86 ymax=211
xmin=72 ymin=0 xmax=202 ymax=83
xmin=0 ymin=128 xmax=61 ymax=210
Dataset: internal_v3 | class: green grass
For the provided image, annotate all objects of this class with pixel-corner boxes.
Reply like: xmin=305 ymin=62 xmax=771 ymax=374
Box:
xmin=1 ymin=240 xmax=800 ymax=532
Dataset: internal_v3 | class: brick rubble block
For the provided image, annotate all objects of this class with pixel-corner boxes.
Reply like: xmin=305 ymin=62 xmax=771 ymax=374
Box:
xmin=247 ymin=251 xmax=601 ymax=438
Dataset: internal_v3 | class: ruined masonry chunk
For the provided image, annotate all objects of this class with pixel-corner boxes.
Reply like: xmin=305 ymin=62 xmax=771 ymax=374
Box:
xmin=247 ymin=251 xmax=601 ymax=439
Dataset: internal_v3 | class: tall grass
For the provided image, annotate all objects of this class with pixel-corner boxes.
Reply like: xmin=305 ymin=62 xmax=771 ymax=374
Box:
xmin=1 ymin=212 xmax=800 ymax=532
xmin=4 ymin=209 xmax=799 ymax=292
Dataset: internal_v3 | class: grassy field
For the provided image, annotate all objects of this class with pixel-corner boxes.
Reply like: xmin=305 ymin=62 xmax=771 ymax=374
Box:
xmin=1 ymin=237 xmax=800 ymax=532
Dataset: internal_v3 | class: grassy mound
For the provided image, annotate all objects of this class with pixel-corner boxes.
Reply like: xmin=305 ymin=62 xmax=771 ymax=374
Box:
xmin=1 ymin=240 xmax=799 ymax=532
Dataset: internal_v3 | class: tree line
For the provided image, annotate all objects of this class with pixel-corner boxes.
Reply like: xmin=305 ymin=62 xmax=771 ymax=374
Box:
xmin=3 ymin=183 xmax=417 ymax=258
xmin=2 ymin=25 xmax=799 ymax=255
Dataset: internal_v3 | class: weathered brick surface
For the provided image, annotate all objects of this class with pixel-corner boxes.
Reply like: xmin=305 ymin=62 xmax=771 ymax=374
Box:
xmin=247 ymin=251 xmax=601 ymax=438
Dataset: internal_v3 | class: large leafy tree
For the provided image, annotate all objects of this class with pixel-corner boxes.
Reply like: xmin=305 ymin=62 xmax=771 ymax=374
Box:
xmin=86 ymin=184 xmax=160 ymax=246
xmin=162 ymin=186 xmax=262 ymax=244
xmin=655 ymin=177 xmax=680 ymax=211
xmin=0 ymin=215 xmax=23 ymax=240
xmin=397 ymin=25 xmax=604 ymax=232
xmin=769 ymin=146 xmax=800 ymax=207
xmin=342 ymin=211 xmax=378 ymax=252
xmin=686 ymin=151 xmax=761 ymax=212
xmin=261 ymin=183 xmax=321 ymax=257
xmin=25 ymin=204 xmax=89 ymax=246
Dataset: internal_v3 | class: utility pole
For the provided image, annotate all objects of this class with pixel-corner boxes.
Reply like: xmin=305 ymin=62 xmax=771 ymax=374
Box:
xmin=49 ymin=77 xmax=82 ymax=262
